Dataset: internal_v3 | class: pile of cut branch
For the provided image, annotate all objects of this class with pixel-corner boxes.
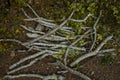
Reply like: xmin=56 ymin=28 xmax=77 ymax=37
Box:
xmin=2 ymin=4 xmax=115 ymax=80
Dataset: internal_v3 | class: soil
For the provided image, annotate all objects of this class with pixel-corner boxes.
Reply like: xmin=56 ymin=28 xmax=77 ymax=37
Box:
xmin=79 ymin=56 xmax=120 ymax=80
xmin=0 ymin=0 xmax=120 ymax=80
xmin=0 ymin=52 xmax=120 ymax=80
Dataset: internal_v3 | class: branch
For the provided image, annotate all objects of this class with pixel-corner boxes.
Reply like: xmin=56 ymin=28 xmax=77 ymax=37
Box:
xmin=0 ymin=39 xmax=22 ymax=44
xmin=89 ymin=12 xmax=102 ymax=51
xmin=80 ymin=48 xmax=115 ymax=68
xmin=27 ymin=4 xmax=55 ymax=22
xmin=32 ymin=42 xmax=86 ymax=51
xmin=21 ymin=8 xmax=31 ymax=18
xmin=8 ymin=53 xmax=55 ymax=74
xmin=0 ymin=39 xmax=24 ymax=46
xmin=24 ymin=18 xmax=73 ymax=33
xmin=70 ymin=36 xmax=113 ymax=67
xmin=98 ymin=48 xmax=115 ymax=54
xmin=4 ymin=74 xmax=64 ymax=80
xmin=70 ymin=14 xmax=95 ymax=22
xmin=27 ymin=4 xmax=39 ymax=18
xmin=0 ymin=39 xmax=41 ymax=52
xmin=9 ymin=50 xmax=56 ymax=70
xmin=23 ymin=10 xmax=75 ymax=46
xmin=26 ymin=33 xmax=75 ymax=41
xmin=20 ymin=25 xmax=45 ymax=34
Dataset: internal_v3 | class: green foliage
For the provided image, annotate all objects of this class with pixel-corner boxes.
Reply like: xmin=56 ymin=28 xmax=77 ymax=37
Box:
xmin=68 ymin=0 xmax=119 ymax=25
xmin=0 ymin=8 xmax=9 ymax=19
xmin=69 ymin=50 xmax=81 ymax=59
xmin=0 ymin=26 xmax=24 ymax=55
xmin=0 ymin=43 xmax=12 ymax=54
xmin=53 ymin=49 xmax=65 ymax=59
xmin=0 ymin=44 xmax=8 ymax=54
xmin=10 ymin=0 xmax=28 ymax=7
xmin=0 ymin=26 xmax=25 ymax=39
xmin=101 ymin=54 xmax=116 ymax=65
xmin=97 ymin=34 xmax=103 ymax=41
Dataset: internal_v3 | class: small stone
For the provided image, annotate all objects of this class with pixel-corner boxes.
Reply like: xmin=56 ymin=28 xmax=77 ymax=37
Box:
xmin=46 ymin=67 xmax=49 ymax=70
xmin=56 ymin=66 xmax=59 ymax=69
xmin=91 ymin=71 xmax=94 ymax=75
xmin=41 ymin=64 xmax=44 ymax=66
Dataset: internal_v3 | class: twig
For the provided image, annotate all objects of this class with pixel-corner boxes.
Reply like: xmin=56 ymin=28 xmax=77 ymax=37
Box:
xmin=57 ymin=70 xmax=68 ymax=74
xmin=81 ymin=27 xmax=91 ymax=30
xmin=22 ymin=6 xmax=54 ymax=23
xmin=26 ymin=33 xmax=75 ymax=41
xmin=24 ymin=18 xmax=73 ymax=33
xmin=8 ymin=53 xmax=55 ymax=74
xmin=4 ymin=74 xmax=44 ymax=79
xmin=27 ymin=46 xmax=44 ymax=51
xmin=70 ymin=14 xmax=95 ymax=22
xmin=43 ymin=74 xmax=65 ymax=80
xmin=0 ymin=39 xmax=24 ymax=46
xmin=24 ymin=17 xmax=55 ymax=22
xmin=98 ymin=48 xmax=115 ymax=54
xmin=27 ymin=4 xmax=57 ymax=23
xmin=80 ymin=48 xmax=115 ymax=68
xmin=70 ymin=36 xmax=113 ymax=67
xmin=20 ymin=25 xmax=45 ymax=34
xmin=9 ymin=50 xmax=56 ymax=70
xmin=27 ymin=4 xmax=39 ymax=18
xmin=80 ymin=41 xmax=91 ymax=46
xmin=32 ymin=42 xmax=86 ymax=51
xmin=0 ymin=39 xmax=39 ymax=52
xmin=4 ymin=74 xmax=65 ymax=80
xmin=21 ymin=8 xmax=31 ymax=18
xmin=89 ymin=12 xmax=102 ymax=51
xmin=23 ymin=10 xmax=75 ymax=46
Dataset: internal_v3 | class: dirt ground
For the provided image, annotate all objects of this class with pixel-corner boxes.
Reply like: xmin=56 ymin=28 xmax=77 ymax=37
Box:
xmin=0 ymin=51 xmax=120 ymax=80
xmin=0 ymin=0 xmax=120 ymax=80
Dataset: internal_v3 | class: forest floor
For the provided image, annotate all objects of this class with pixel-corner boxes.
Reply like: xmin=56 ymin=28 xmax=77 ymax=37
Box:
xmin=0 ymin=0 xmax=120 ymax=80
